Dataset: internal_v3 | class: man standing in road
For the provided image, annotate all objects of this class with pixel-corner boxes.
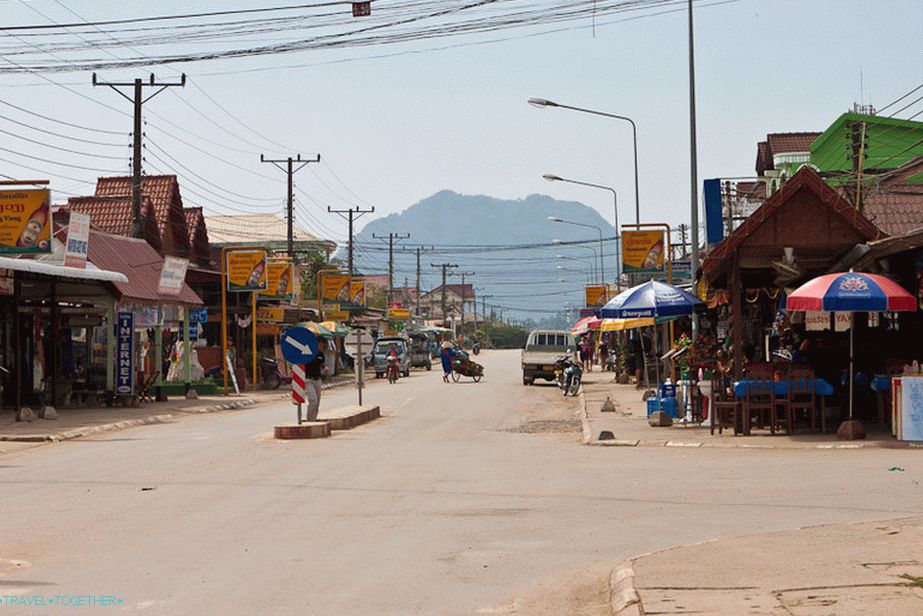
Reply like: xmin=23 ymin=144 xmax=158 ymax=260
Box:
xmin=305 ymin=338 xmax=329 ymax=421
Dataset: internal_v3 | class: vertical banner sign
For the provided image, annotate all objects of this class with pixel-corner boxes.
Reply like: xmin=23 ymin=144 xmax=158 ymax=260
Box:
xmin=63 ymin=212 xmax=90 ymax=268
xmin=703 ymin=178 xmax=724 ymax=245
xmin=0 ymin=188 xmax=51 ymax=254
xmin=226 ymin=250 xmax=267 ymax=291
xmin=349 ymin=278 xmax=366 ymax=306
xmin=158 ymin=256 xmax=189 ymax=295
xmin=322 ymin=274 xmax=352 ymax=302
xmin=116 ymin=312 xmax=134 ymax=395
xmin=260 ymin=260 xmax=294 ymax=299
xmin=621 ymin=229 xmax=665 ymax=275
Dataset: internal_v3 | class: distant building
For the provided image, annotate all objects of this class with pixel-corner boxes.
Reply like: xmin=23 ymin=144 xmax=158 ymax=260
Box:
xmin=205 ymin=213 xmax=336 ymax=260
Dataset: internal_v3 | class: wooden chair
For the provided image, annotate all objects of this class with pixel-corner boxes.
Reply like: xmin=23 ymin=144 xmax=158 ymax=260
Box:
xmin=742 ymin=364 xmax=775 ymax=435
xmin=783 ymin=366 xmax=818 ymax=433
xmin=709 ymin=373 xmax=739 ymax=435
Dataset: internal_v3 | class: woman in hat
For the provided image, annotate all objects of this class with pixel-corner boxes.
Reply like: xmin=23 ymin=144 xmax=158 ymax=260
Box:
xmin=439 ymin=341 xmax=456 ymax=383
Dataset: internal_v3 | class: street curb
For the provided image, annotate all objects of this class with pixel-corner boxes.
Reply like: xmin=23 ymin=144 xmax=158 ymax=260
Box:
xmin=0 ymin=398 xmax=258 ymax=443
xmin=578 ymin=390 xmax=592 ymax=445
xmin=609 ymin=561 xmax=644 ymax=615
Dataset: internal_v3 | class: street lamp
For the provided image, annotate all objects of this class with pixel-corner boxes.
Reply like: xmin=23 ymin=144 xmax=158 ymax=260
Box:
xmin=529 ymin=97 xmax=640 ymax=226
xmin=548 ymin=216 xmax=604 ymax=284
xmin=552 ymin=239 xmax=599 ymax=283
xmin=545 ymin=173 xmax=621 ymax=288
xmin=555 ymin=264 xmax=590 ymax=284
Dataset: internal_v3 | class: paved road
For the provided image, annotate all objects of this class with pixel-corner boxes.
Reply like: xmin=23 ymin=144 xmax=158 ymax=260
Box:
xmin=0 ymin=350 xmax=920 ymax=615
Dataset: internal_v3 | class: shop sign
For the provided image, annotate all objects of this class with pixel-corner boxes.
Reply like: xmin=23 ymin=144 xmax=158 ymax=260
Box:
xmin=116 ymin=312 xmax=133 ymax=395
xmin=349 ymin=279 xmax=366 ymax=306
xmin=189 ymin=307 xmax=208 ymax=323
xmin=0 ymin=188 xmax=51 ymax=254
xmin=187 ymin=323 xmax=199 ymax=342
xmin=158 ymin=256 xmax=189 ymax=295
xmin=256 ymin=322 xmax=281 ymax=336
xmin=622 ymin=229 xmax=665 ymax=274
xmin=226 ymin=250 xmax=267 ymax=292
xmin=805 ymin=311 xmax=852 ymax=332
xmin=63 ymin=212 xmax=90 ymax=268
xmin=132 ymin=305 xmax=162 ymax=328
xmin=321 ymin=273 xmax=352 ymax=302
xmin=388 ymin=308 xmax=410 ymax=320
xmin=256 ymin=306 xmax=285 ymax=322
xmin=671 ymin=260 xmax=692 ymax=283
xmin=260 ymin=260 xmax=294 ymax=299
xmin=326 ymin=309 xmax=350 ymax=321
xmin=585 ymin=284 xmax=610 ymax=308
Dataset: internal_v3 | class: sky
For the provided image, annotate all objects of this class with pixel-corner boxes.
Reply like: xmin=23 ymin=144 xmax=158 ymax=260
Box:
xmin=1 ymin=0 xmax=922 ymax=254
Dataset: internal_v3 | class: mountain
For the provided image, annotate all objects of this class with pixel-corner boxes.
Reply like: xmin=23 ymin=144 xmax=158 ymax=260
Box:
xmin=342 ymin=190 xmax=617 ymax=322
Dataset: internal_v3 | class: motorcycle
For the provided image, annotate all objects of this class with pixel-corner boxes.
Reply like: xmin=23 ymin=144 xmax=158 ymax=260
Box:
xmin=261 ymin=357 xmax=292 ymax=390
xmin=472 ymin=342 xmax=481 ymax=355
xmin=554 ymin=355 xmax=583 ymax=397
xmin=386 ymin=354 xmax=400 ymax=384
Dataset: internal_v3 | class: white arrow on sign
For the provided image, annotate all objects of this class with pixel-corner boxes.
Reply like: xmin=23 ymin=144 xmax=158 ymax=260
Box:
xmin=285 ymin=337 xmax=312 ymax=355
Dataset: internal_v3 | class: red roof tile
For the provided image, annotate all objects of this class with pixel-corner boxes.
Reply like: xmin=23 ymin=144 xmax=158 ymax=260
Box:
xmin=863 ymin=192 xmax=923 ymax=235
xmin=766 ymin=132 xmax=821 ymax=154
xmin=64 ymin=195 xmax=162 ymax=252
xmin=183 ymin=207 xmax=211 ymax=266
xmin=95 ymin=175 xmax=190 ymax=257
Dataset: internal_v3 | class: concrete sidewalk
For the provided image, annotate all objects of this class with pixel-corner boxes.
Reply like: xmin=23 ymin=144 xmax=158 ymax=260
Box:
xmin=579 ymin=372 xmax=915 ymax=450
xmin=0 ymin=374 xmax=356 ymax=454
xmin=621 ymin=516 xmax=923 ymax=615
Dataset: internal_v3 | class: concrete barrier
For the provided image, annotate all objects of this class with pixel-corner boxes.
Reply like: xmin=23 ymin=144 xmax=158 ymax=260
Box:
xmin=320 ymin=405 xmax=381 ymax=431
xmin=274 ymin=422 xmax=331 ymax=439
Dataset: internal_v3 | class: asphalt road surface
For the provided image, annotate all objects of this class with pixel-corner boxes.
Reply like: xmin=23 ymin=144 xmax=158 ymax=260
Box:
xmin=1 ymin=349 xmax=920 ymax=615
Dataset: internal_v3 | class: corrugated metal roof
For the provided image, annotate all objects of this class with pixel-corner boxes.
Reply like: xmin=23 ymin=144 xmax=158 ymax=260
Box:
xmin=87 ymin=229 xmax=202 ymax=306
xmin=205 ymin=213 xmax=324 ymax=243
xmin=0 ymin=255 xmax=127 ymax=283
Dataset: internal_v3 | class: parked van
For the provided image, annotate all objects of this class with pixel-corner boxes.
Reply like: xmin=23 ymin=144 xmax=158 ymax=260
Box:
xmin=521 ymin=330 xmax=577 ymax=385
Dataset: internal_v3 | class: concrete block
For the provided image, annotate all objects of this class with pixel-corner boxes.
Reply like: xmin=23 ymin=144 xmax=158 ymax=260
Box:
xmin=648 ymin=411 xmax=673 ymax=427
xmin=274 ymin=422 xmax=331 ymax=439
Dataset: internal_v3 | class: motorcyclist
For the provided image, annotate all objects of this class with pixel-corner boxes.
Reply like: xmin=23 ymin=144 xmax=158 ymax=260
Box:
xmin=472 ymin=340 xmax=481 ymax=355
xmin=386 ymin=344 xmax=400 ymax=382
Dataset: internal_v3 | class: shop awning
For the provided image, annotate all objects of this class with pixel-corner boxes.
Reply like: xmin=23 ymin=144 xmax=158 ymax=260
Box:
xmin=0 ymin=255 xmax=127 ymax=284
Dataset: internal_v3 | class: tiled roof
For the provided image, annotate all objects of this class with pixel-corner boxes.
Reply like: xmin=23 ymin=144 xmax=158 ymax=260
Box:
xmin=205 ymin=213 xmax=326 ymax=244
xmin=767 ymin=132 xmax=821 ymax=154
xmin=65 ymin=195 xmax=162 ymax=252
xmin=183 ymin=207 xmax=211 ymax=265
xmin=95 ymin=175 xmax=190 ymax=256
xmin=863 ymin=192 xmax=923 ymax=236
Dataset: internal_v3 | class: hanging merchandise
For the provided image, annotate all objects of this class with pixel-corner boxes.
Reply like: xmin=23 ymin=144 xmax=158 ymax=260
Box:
xmin=236 ymin=314 xmax=252 ymax=329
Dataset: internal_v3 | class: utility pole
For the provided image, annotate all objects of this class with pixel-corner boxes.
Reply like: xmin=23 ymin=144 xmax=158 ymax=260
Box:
xmin=687 ymin=0 xmax=700 ymax=341
xmin=431 ymin=263 xmax=458 ymax=327
xmin=450 ymin=271 xmax=475 ymax=337
xmin=93 ymin=72 xmax=185 ymax=238
xmin=404 ymin=245 xmax=434 ymax=317
xmin=260 ymin=154 xmax=320 ymax=258
xmin=678 ymin=224 xmax=689 ymax=259
xmin=481 ymin=295 xmax=493 ymax=324
xmin=373 ymin=232 xmax=410 ymax=306
xmin=328 ymin=206 xmax=374 ymax=276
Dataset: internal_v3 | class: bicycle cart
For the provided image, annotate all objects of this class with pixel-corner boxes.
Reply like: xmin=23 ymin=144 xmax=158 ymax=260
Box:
xmin=451 ymin=356 xmax=484 ymax=383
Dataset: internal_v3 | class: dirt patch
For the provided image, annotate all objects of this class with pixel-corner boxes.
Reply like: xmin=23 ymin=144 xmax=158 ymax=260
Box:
xmin=509 ymin=419 xmax=582 ymax=434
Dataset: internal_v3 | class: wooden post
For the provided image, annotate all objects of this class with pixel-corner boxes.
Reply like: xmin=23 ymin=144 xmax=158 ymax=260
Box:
xmin=730 ymin=250 xmax=744 ymax=378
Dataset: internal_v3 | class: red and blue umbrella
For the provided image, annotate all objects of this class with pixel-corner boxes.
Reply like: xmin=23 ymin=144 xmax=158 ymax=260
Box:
xmin=786 ymin=272 xmax=916 ymax=312
xmin=787 ymin=271 xmax=916 ymax=420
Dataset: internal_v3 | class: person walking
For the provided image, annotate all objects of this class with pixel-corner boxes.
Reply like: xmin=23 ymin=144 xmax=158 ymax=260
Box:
xmin=440 ymin=341 xmax=455 ymax=383
xmin=579 ymin=338 xmax=590 ymax=372
xmin=304 ymin=338 xmax=329 ymax=421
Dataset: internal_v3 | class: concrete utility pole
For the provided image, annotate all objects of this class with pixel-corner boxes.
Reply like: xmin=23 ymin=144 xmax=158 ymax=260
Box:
xmin=679 ymin=224 xmax=689 ymax=259
xmin=480 ymin=295 xmax=493 ymax=324
xmin=404 ymin=245 xmax=434 ymax=317
xmin=260 ymin=154 xmax=320 ymax=258
xmin=373 ymin=232 xmax=410 ymax=305
xmin=450 ymin=271 xmax=475 ymax=337
xmin=431 ymin=263 xmax=458 ymax=327
xmin=93 ymin=73 xmax=185 ymax=238
xmin=688 ymin=0 xmax=700 ymax=340
xmin=328 ymin=205 xmax=374 ymax=276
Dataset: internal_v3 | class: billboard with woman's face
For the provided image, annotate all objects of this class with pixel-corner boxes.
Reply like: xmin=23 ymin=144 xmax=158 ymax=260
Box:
xmin=0 ymin=189 xmax=51 ymax=254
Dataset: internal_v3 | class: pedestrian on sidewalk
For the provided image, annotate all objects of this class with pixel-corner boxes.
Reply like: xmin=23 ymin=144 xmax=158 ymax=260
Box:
xmin=305 ymin=338 xmax=329 ymax=421
xmin=440 ymin=341 xmax=455 ymax=383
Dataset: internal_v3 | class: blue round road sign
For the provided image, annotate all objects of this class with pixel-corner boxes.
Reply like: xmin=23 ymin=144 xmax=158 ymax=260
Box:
xmin=281 ymin=326 xmax=318 ymax=364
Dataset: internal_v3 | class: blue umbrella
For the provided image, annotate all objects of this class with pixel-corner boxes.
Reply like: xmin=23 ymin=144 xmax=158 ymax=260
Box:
xmin=600 ymin=280 xmax=703 ymax=319
xmin=600 ymin=280 xmax=703 ymax=399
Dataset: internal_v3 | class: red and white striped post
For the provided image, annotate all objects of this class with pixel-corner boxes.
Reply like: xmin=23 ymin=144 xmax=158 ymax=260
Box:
xmin=291 ymin=364 xmax=306 ymax=424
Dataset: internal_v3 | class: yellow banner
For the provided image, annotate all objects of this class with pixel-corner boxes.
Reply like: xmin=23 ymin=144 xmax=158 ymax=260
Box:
xmin=0 ymin=189 xmax=51 ymax=254
xmin=325 ymin=309 xmax=350 ymax=321
xmin=585 ymin=285 xmax=609 ymax=308
xmin=226 ymin=250 xmax=267 ymax=291
xmin=260 ymin=261 xmax=293 ymax=298
xmin=256 ymin=322 xmax=281 ymax=336
xmin=388 ymin=308 xmax=411 ymax=320
xmin=622 ymin=230 xmax=665 ymax=274
xmin=256 ymin=306 xmax=284 ymax=322
xmin=322 ymin=274 xmax=352 ymax=302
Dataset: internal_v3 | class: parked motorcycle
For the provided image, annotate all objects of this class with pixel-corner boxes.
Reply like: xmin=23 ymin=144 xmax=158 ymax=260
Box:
xmin=554 ymin=355 xmax=583 ymax=397
xmin=472 ymin=342 xmax=481 ymax=355
xmin=386 ymin=354 xmax=400 ymax=384
xmin=261 ymin=357 xmax=292 ymax=390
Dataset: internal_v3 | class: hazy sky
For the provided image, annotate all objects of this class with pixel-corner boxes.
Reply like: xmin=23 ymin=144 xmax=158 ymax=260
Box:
xmin=2 ymin=0 xmax=922 ymax=249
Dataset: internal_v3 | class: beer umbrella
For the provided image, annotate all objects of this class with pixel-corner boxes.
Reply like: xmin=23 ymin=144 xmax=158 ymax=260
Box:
xmin=786 ymin=271 xmax=916 ymax=419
